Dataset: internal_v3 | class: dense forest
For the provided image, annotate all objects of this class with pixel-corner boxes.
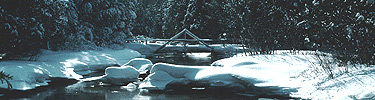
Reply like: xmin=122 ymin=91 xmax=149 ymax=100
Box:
xmin=0 ymin=0 xmax=374 ymax=64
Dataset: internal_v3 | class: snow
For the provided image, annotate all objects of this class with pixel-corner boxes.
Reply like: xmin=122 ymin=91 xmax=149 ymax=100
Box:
xmin=294 ymin=66 xmax=375 ymax=100
xmin=0 ymin=49 xmax=142 ymax=90
xmin=129 ymin=10 xmax=137 ymax=19
xmin=38 ymin=49 xmax=142 ymax=66
xmin=139 ymin=71 xmax=179 ymax=90
xmin=1 ymin=45 xmax=374 ymax=99
xmin=123 ymin=58 xmax=153 ymax=73
xmin=140 ymin=54 xmax=308 ymax=91
xmin=213 ymin=51 xmax=375 ymax=99
xmin=139 ymin=50 xmax=375 ymax=99
xmin=104 ymin=66 xmax=138 ymax=79
xmin=99 ymin=66 xmax=140 ymax=85
xmin=124 ymin=43 xmax=154 ymax=54
xmin=0 ymin=61 xmax=60 ymax=90
xmin=140 ymin=63 xmax=261 ymax=91
xmin=212 ymin=53 xmax=314 ymax=89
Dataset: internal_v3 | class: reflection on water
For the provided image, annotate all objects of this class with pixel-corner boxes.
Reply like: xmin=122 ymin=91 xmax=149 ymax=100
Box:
xmin=147 ymin=52 xmax=215 ymax=66
xmin=9 ymin=81 xmax=253 ymax=100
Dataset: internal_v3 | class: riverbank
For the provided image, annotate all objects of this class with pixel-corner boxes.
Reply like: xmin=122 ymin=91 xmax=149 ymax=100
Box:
xmin=213 ymin=51 xmax=375 ymax=99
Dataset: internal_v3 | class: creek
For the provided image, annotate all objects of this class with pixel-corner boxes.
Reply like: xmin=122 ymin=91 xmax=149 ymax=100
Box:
xmin=1 ymin=53 xmax=289 ymax=100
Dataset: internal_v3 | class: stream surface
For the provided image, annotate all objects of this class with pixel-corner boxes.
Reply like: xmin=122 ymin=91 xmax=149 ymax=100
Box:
xmin=1 ymin=53 xmax=287 ymax=100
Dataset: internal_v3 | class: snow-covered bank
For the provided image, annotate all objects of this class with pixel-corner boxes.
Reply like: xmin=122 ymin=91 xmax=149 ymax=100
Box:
xmin=294 ymin=65 xmax=375 ymax=100
xmin=212 ymin=52 xmax=319 ymax=87
xmin=0 ymin=61 xmax=64 ymax=90
xmin=212 ymin=52 xmax=375 ymax=99
xmin=0 ymin=49 xmax=143 ymax=90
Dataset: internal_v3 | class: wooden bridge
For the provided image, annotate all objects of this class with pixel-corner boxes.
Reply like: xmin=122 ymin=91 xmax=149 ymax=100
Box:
xmin=153 ymin=29 xmax=214 ymax=53
xmin=127 ymin=29 xmax=217 ymax=53
xmin=125 ymin=29 xmax=249 ymax=57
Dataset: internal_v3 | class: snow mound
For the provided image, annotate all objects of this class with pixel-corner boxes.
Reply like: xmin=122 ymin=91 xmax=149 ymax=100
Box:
xmin=211 ymin=57 xmax=258 ymax=67
xmin=212 ymin=55 xmax=312 ymax=88
xmin=139 ymin=71 xmax=179 ymax=90
xmin=124 ymin=58 xmax=153 ymax=73
xmin=0 ymin=49 xmax=142 ymax=90
xmin=51 ymin=49 xmax=142 ymax=79
xmin=150 ymin=63 xmax=203 ymax=79
xmin=0 ymin=61 xmax=64 ymax=90
xmin=139 ymin=63 xmax=262 ymax=91
xmin=99 ymin=66 xmax=140 ymax=85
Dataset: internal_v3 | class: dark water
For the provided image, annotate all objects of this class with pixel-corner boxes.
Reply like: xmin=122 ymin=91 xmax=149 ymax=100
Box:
xmin=1 ymin=81 xmax=256 ymax=100
xmin=147 ymin=52 xmax=215 ymax=66
xmin=0 ymin=53 xmax=292 ymax=100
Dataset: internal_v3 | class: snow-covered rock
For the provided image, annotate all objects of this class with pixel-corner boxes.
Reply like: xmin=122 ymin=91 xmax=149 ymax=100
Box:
xmin=99 ymin=66 xmax=140 ymax=85
xmin=149 ymin=63 xmax=203 ymax=79
xmin=140 ymin=71 xmax=179 ymax=90
xmin=139 ymin=63 xmax=261 ymax=91
xmin=80 ymin=58 xmax=154 ymax=86
xmin=124 ymin=58 xmax=153 ymax=73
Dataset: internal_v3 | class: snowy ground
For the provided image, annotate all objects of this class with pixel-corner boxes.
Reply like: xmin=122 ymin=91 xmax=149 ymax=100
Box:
xmin=212 ymin=51 xmax=375 ymax=99
xmin=0 ymin=49 xmax=143 ymax=90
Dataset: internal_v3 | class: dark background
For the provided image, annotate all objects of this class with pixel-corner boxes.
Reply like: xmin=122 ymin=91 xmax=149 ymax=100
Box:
xmin=0 ymin=0 xmax=374 ymax=64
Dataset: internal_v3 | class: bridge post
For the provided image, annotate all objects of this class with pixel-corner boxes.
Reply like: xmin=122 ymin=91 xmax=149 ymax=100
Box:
xmin=183 ymin=30 xmax=187 ymax=57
